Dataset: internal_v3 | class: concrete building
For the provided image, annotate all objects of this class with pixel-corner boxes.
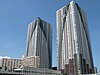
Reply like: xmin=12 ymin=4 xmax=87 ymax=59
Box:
xmin=56 ymin=1 xmax=94 ymax=75
xmin=26 ymin=17 xmax=52 ymax=69
xmin=22 ymin=56 xmax=40 ymax=68
xmin=0 ymin=66 xmax=62 ymax=75
xmin=0 ymin=58 xmax=22 ymax=72
xmin=14 ymin=66 xmax=61 ymax=75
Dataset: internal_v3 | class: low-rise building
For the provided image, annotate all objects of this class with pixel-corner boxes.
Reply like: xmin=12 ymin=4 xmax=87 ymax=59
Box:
xmin=14 ymin=66 xmax=62 ymax=75
xmin=22 ymin=56 xmax=40 ymax=68
xmin=0 ymin=58 xmax=22 ymax=72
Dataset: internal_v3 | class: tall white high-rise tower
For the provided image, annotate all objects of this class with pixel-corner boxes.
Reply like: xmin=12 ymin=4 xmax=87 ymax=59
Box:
xmin=56 ymin=1 xmax=94 ymax=75
xmin=26 ymin=17 xmax=52 ymax=69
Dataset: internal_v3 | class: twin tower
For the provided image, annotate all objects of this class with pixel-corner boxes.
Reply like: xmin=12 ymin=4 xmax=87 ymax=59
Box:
xmin=25 ymin=1 xmax=94 ymax=75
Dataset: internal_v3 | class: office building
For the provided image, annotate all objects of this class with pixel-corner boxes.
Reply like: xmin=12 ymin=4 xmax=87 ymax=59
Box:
xmin=0 ymin=58 xmax=22 ymax=72
xmin=56 ymin=1 xmax=94 ymax=75
xmin=26 ymin=17 xmax=52 ymax=69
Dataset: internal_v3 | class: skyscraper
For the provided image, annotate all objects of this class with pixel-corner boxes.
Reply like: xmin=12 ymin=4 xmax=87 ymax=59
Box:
xmin=56 ymin=1 xmax=94 ymax=75
xmin=26 ymin=17 xmax=52 ymax=69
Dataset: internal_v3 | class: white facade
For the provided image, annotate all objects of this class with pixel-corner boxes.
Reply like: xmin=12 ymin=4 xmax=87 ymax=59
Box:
xmin=0 ymin=58 xmax=22 ymax=71
xmin=14 ymin=66 xmax=61 ymax=75
xmin=26 ymin=17 xmax=52 ymax=69
xmin=0 ymin=58 xmax=2 ymax=67
xmin=22 ymin=56 xmax=40 ymax=68
xmin=56 ymin=1 xmax=94 ymax=74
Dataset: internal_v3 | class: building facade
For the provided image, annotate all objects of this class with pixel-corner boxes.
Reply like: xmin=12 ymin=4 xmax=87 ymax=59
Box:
xmin=94 ymin=67 xmax=98 ymax=73
xmin=0 ymin=58 xmax=22 ymax=72
xmin=22 ymin=56 xmax=40 ymax=68
xmin=14 ymin=66 xmax=61 ymax=75
xmin=56 ymin=1 xmax=94 ymax=75
xmin=26 ymin=17 xmax=52 ymax=69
